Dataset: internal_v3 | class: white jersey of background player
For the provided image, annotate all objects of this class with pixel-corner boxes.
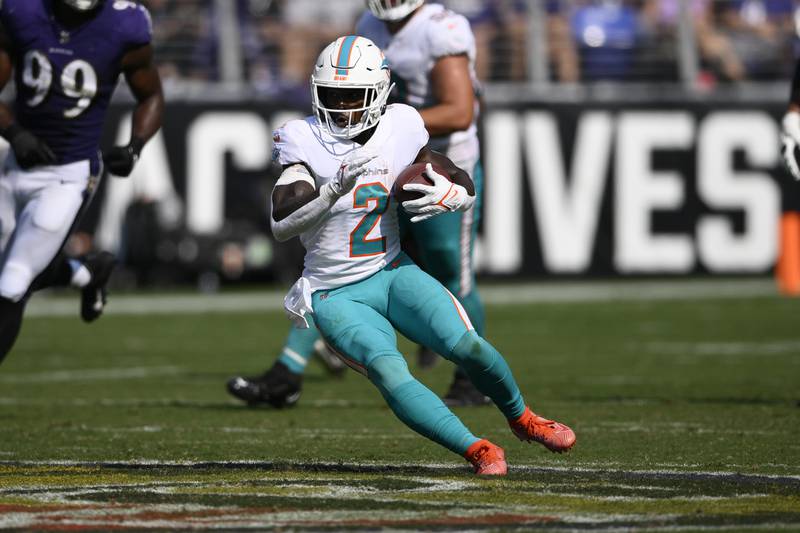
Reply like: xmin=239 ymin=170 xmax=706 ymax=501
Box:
xmin=354 ymin=0 xmax=488 ymax=402
xmin=356 ymin=2 xmax=479 ymax=165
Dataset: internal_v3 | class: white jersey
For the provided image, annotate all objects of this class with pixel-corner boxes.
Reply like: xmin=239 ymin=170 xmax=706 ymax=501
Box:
xmin=356 ymin=3 xmax=480 ymax=165
xmin=273 ymin=104 xmax=429 ymax=292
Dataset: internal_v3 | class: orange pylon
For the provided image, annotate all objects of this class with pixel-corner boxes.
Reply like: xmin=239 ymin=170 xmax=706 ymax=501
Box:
xmin=776 ymin=212 xmax=800 ymax=296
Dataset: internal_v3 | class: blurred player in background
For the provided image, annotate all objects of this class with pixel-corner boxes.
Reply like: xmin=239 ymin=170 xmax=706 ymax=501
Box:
xmin=0 ymin=0 xmax=164 ymax=364
xmin=268 ymin=35 xmax=574 ymax=474
xmin=781 ymin=59 xmax=800 ymax=180
xmin=228 ymin=0 xmax=488 ymax=408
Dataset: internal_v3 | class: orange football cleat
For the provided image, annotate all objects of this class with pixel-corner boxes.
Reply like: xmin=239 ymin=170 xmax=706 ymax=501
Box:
xmin=509 ymin=407 xmax=576 ymax=453
xmin=464 ymin=439 xmax=507 ymax=476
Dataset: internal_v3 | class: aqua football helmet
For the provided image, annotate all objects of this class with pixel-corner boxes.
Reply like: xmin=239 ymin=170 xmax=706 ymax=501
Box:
xmin=311 ymin=36 xmax=392 ymax=140
xmin=367 ymin=0 xmax=423 ymax=21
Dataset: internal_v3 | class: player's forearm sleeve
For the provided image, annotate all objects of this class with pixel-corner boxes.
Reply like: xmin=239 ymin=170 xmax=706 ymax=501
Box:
xmin=270 ymin=182 xmax=340 ymax=242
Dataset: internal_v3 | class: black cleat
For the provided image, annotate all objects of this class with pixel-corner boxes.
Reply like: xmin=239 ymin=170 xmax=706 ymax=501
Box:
xmin=313 ymin=339 xmax=347 ymax=377
xmin=417 ymin=345 xmax=440 ymax=369
xmin=80 ymin=251 xmax=117 ymax=323
xmin=443 ymin=374 xmax=491 ymax=407
xmin=226 ymin=361 xmax=302 ymax=408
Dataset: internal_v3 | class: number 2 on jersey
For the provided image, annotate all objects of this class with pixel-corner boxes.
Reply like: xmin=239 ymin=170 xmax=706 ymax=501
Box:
xmin=22 ymin=50 xmax=98 ymax=118
xmin=349 ymin=183 xmax=389 ymax=258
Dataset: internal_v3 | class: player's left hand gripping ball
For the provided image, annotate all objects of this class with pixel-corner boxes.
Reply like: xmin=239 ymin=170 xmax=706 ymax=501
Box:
xmin=103 ymin=137 xmax=145 ymax=177
xmin=401 ymin=163 xmax=474 ymax=223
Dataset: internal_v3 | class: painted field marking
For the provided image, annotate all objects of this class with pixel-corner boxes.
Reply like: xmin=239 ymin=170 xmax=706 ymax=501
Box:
xmin=1 ymin=460 xmax=798 ymax=481
xmin=1 ymin=460 xmax=797 ymax=530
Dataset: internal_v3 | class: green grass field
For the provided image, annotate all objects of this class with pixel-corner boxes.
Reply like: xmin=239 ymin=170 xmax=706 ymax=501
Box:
xmin=0 ymin=281 xmax=798 ymax=530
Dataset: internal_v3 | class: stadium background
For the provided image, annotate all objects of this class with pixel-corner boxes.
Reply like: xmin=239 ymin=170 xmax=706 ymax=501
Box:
xmin=12 ymin=0 xmax=800 ymax=288
xmin=2 ymin=3 xmax=799 ymax=529
xmin=5 ymin=0 xmax=800 ymax=291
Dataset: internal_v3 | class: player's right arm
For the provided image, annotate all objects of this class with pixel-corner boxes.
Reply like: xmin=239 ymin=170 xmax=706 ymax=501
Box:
xmin=269 ymin=120 xmax=375 ymax=242
xmin=419 ymin=54 xmax=474 ymax=136
xmin=270 ymin=156 xmax=374 ymax=242
xmin=418 ymin=10 xmax=476 ymax=136
xmin=0 ymin=22 xmax=57 ymax=169
xmin=782 ymin=59 xmax=800 ymax=180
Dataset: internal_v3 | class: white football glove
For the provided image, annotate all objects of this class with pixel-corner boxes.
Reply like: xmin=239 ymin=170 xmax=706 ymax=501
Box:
xmin=781 ymin=111 xmax=800 ymax=181
xmin=401 ymin=163 xmax=475 ymax=223
xmin=329 ymin=152 xmax=376 ymax=196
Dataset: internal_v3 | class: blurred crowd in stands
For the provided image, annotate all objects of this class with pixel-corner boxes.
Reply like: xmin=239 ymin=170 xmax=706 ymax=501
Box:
xmin=142 ymin=0 xmax=800 ymax=94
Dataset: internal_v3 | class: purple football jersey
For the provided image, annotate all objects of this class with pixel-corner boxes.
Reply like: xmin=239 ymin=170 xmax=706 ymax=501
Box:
xmin=0 ymin=0 xmax=152 ymax=173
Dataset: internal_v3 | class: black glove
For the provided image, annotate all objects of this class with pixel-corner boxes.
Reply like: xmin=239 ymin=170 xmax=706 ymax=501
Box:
xmin=103 ymin=137 xmax=144 ymax=177
xmin=2 ymin=124 xmax=57 ymax=170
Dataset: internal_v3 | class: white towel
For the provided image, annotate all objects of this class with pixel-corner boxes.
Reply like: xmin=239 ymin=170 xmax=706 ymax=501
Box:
xmin=283 ymin=277 xmax=313 ymax=329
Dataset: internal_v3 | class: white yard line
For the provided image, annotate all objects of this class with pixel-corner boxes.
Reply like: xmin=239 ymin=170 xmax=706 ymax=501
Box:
xmin=0 ymin=397 xmax=380 ymax=407
xmin=24 ymin=279 xmax=778 ymax=318
xmin=0 ymin=366 xmax=184 ymax=384
xmin=640 ymin=340 xmax=800 ymax=356
xmin=1 ymin=459 xmax=798 ymax=480
xmin=478 ymin=278 xmax=777 ymax=305
xmin=25 ymin=291 xmax=286 ymax=317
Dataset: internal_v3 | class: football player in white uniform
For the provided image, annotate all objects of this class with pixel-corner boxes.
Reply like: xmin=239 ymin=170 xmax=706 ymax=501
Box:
xmin=228 ymin=0 xmax=488 ymax=407
xmin=263 ymin=35 xmax=575 ymax=475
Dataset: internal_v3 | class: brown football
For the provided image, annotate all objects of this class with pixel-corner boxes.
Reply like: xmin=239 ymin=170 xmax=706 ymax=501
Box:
xmin=393 ymin=162 xmax=450 ymax=207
